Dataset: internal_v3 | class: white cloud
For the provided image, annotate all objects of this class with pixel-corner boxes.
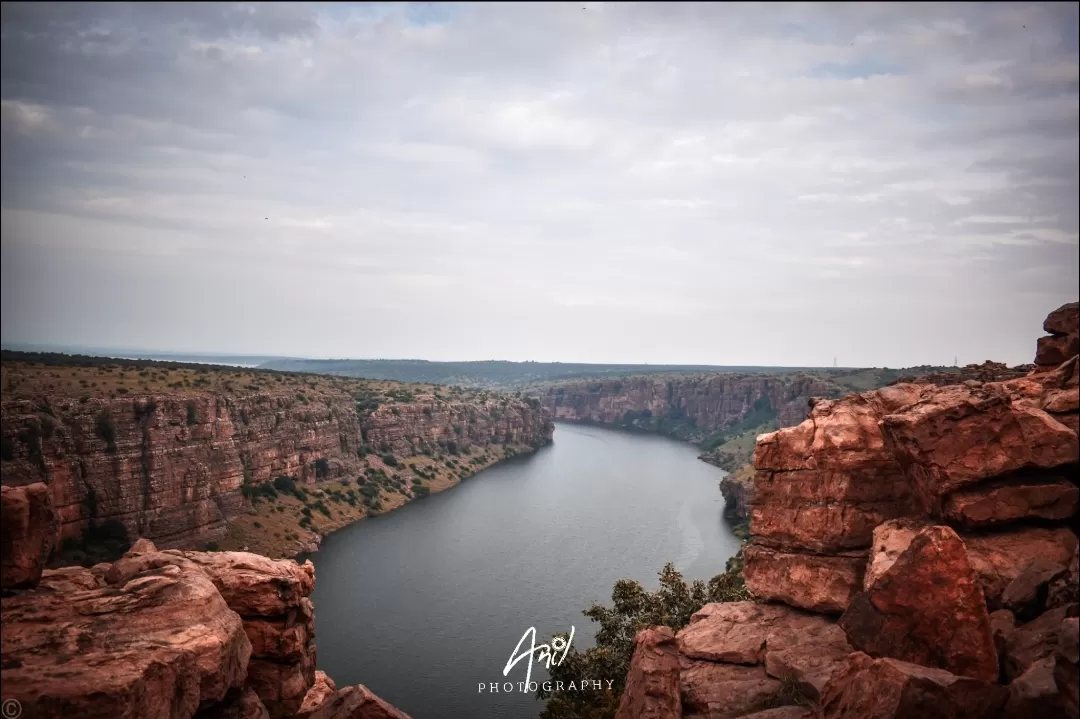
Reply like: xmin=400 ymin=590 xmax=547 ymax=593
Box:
xmin=1 ymin=1 xmax=1077 ymax=366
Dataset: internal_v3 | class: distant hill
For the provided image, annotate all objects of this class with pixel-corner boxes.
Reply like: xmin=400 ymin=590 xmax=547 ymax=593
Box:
xmin=255 ymin=358 xmax=838 ymax=389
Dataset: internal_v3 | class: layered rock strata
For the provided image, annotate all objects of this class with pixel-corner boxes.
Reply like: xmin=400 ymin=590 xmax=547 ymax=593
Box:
xmin=0 ymin=389 xmax=552 ymax=550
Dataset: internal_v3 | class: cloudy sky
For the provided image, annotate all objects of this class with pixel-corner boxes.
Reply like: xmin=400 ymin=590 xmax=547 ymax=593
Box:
xmin=1 ymin=2 xmax=1077 ymax=367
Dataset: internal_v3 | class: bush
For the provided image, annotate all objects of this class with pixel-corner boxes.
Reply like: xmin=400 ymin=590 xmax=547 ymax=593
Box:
xmin=96 ymin=409 xmax=117 ymax=452
xmin=381 ymin=453 xmax=398 ymax=467
xmin=273 ymin=475 xmax=297 ymax=494
xmin=314 ymin=457 xmax=330 ymax=478
xmin=539 ymin=556 xmax=749 ymax=719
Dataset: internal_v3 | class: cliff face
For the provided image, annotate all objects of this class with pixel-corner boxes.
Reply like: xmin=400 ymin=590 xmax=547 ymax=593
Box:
xmin=614 ymin=302 xmax=1080 ymax=718
xmin=0 ymin=388 xmax=552 ymax=551
xmin=542 ymin=373 xmax=843 ymax=440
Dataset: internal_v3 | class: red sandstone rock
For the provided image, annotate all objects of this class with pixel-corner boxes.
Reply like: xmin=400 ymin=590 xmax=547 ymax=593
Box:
xmin=1001 ymin=557 xmax=1070 ymax=621
xmin=1003 ymin=656 xmax=1065 ymax=717
xmin=679 ymin=660 xmax=788 ymax=719
xmin=301 ymin=683 xmax=413 ymax=719
xmin=1049 ymin=547 xmax=1080 ymax=610
xmin=880 ymin=383 xmax=1078 ymax=513
xmin=815 ymin=651 xmax=1008 ymax=719
xmin=942 ymin=476 xmax=1079 ymax=530
xmin=198 ymin=687 xmax=271 ymax=719
xmin=963 ymin=528 xmax=1079 ymax=609
xmin=299 ymin=671 xmax=339 ymax=715
xmin=173 ymin=550 xmax=315 ymax=616
xmin=764 ymin=619 xmax=853 ymax=701
xmin=1 ymin=482 xmax=58 ymax=589
xmin=1034 ymin=302 xmax=1079 ymax=370
xmin=248 ymin=652 xmax=317 ymax=718
xmin=863 ymin=520 xmax=924 ymax=590
xmin=0 ymin=558 xmax=251 ymax=718
xmin=0 ymin=391 xmax=552 ymax=549
xmin=738 ymin=707 xmax=811 ymax=719
xmin=838 ymin=525 xmax=998 ymax=681
xmin=1003 ymin=605 xmax=1076 ymax=682
xmin=679 ymin=602 xmax=808 ymax=664
xmin=743 ymin=544 xmax=865 ymax=614
xmin=1055 ymin=617 xmax=1079 ymax=719
xmin=614 ymin=626 xmax=682 ymax=719
xmin=751 ymin=386 xmax=924 ymax=554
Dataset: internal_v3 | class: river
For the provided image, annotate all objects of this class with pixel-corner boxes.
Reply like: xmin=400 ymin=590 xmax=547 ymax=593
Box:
xmin=310 ymin=422 xmax=741 ymax=719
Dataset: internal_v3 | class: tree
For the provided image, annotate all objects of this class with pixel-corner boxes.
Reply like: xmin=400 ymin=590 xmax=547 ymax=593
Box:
xmin=539 ymin=555 xmax=749 ymax=719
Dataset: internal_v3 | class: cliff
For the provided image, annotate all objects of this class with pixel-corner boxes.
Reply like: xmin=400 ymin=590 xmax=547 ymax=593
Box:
xmin=614 ymin=302 xmax=1080 ymax=719
xmin=542 ymin=373 xmax=844 ymax=441
xmin=0 ymin=357 xmax=553 ymax=557
xmin=0 ymin=521 xmax=410 ymax=719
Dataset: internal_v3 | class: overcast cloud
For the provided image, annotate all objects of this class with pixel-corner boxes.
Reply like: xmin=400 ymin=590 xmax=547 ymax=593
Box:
xmin=1 ymin=2 xmax=1077 ymax=367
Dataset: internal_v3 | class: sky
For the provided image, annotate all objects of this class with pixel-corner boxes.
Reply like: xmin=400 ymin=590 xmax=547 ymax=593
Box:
xmin=1 ymin=2 xmax=1077 ymax=367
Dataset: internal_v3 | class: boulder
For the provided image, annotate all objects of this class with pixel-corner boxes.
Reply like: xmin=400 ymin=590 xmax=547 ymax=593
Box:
xmin=679 ymin=660 xmax=789 ymax=719
xmin=763 ymin=619 xmax=853 ymax=700
xmin=1 ymin=483 xmax=59 ymax=589
xmin=1048 ymin=547 xmax=1079 ymax=610
xmin=738 ymin=709 xmax=810 ymax=719
xmin=302 ymin=684 xmax=413 ymax=719
xmin=299 ymin=671 xmax=339 ymax=715
xmin=1035 ymin=302 xmax=1079 ymax=370
xmin=614 ymin=626 xmax=681 ymax=719
xmin=1001 ymin=557 xmax=1070 ymax=621
xmin=1003 ymin=657 xmax=1065 ymax=717
xmin=1002 ymin=605 xmax=1075 ymax=681
xmin=838 ymin=525 xmax=998 ymax=681
xmin=172 ymin=550 xmax=316 ymax=616
xmin=1055 ymin=617 xmax=1079 ymax=719
xmin=678 ymin=602 xmax=819 ymax=665
xmin=0 ymin=558 xmax=251 ymax=718
xmin=815 ymin=652 xmax=1008 ymax=719
xmin=751 ymin=385 xmax=924 ymax=554
xmin=962 ymin=527 xmax=1078 ymax=609
xmin=941 ymin=476 xmax=1078 ymax=530
xmin=879 ymin=384 xmax=1078 ymax=513
xmin=743 ymin=544 xmax=865 ymax=614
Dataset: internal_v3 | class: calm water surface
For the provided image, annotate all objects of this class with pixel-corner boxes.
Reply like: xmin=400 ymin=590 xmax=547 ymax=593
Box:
xmin=311 ymin=422 xmax=740 ymax=719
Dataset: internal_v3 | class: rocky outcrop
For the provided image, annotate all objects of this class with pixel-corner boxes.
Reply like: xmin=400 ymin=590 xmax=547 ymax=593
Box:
xmin=1035 ymin=302 xmax=1079 ymax=370
xmin=617 ymin=302 xmax=1078 ymax=718
xmin=542 ymin=374 xmax=845 ymax=441
xmin=890 ymin=361 xmax=1031 ymax=387
xmin=1 ymin=482 xmax=58 ymax=589
xmin=838 ymin=524 xmax=998 ymax=681
xmin=815 ymin=652 xmax=1008 ymax=719
xmin=0 ymin=542 xmax=408 ymax=719
xmin=615 ymin=626 xmax=682 ymax=719
xmin=720 ymin=465 xmax=755 ymax=521
xmin=0 ymin=388 xmax=552 ymax=552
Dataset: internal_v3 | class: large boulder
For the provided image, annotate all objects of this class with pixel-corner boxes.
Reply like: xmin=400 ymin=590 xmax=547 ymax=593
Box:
xmin=742 ymin=545 xmax=865 ymax=614
xmin=1001 ymin=557 xmax=1070 ymax=621
xmin=679 ymin=661 xmax=786 ymax=719
xmin=963 ymin=528 xmax=1079 ymax=609
xmin=1002 ymin=605 xmax=1076 ymax=682
xmin=1034 ymin=302 xmax=1079 ymax=370
xmin=751 ymin=385 xmax=924 ymax=554
xmin=879 ymin=383 xmax=1078 ymax=514
xmin=815 ymin=652 xmax=1008 ymax=719
xmin=838 ymin=524 xmax=998 ymax=681
xmin=614 ymin=626 xmax=682 ymax=719
xmin=0 ymin=557 xmax=251 ymax=718
xmin=1 ymin=483 xmax=59 ymax=590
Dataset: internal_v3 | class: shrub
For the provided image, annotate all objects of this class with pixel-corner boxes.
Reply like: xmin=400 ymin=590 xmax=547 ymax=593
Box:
xmin=314 ymin=457 xmax=330 ymax=478
xmin=253 ymin=521 xmax=262 ymax=529
xmin=273 ymin=475 xmax=297 ymax=494
xmin=539 ymin=556 xmax=749 ymax=718
xmin=96 ymin=410 xmax=117 ymax=452
xmin=381 ymin=453 xmax=398 ymax=467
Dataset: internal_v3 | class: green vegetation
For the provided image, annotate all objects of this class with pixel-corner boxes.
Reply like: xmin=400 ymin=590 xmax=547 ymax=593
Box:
xmin=96 ymin=409 xmax=117 ymax=452
xmin=539 ymin=556 xmax=749 ymax=719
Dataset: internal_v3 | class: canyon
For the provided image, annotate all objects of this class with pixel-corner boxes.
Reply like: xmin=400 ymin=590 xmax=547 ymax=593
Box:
xmin=0 ymin=357 xmax=553 ymax=558
xmin=614 ymin=301 xmax=1080 ymax=719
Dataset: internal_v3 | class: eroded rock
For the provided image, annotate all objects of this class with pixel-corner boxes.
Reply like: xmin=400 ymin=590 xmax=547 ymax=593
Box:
xmin=1 ymin=482 xmax=58 ymax=589
xmin=816 ymin=651 xmax=1008 ymax=719
xmin=839 ymin=525 xmax=998 ymax=681
xmin=679 ymin=660 xmax=787 ymax=719
xmin=614 ymin=626 xmax=681 ymax=719
xmin=963 ymin=528 xmax=1079 ymax=609
xmin=1001 ymin=557 xmax=1069 ymax=621
xmin=0 ymin=557 xmax=251 ymax=718
xmin=942 ymin=476 xmax=1079 ymax=530
xmin=743 ymin=545 xmax=865 ymax=614
xmin=299 ymin=671 xmax=339 ymax=715
xmin=302 ymin=683 xmax=414 ymax=719
xmin=1055 ymin=617 xmax=1079 ymax=719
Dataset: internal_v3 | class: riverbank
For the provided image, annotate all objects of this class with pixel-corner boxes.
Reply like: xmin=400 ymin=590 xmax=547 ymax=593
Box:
xmin=217 ymin=440 xmax=549 ymax=557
